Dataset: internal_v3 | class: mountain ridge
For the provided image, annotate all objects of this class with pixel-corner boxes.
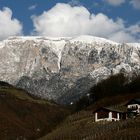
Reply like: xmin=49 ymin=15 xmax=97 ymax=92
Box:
xmin=0 ymin=35 xmax=140 ymax=104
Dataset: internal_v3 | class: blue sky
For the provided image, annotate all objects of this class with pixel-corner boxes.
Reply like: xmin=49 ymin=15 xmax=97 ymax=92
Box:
xmin=0 ymin=0 xmax=140 ymax=42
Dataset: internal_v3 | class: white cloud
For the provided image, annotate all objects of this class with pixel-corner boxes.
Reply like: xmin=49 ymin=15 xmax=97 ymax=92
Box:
xmin=130 ymin=0 xmax=140 ymax=9
xmin=127 ymin=23 xmax=140 ymax=34
xmin=0 ymin=7 xmax=22 ymax=40
xmin=105 ymin=0 xmax=125 ymax=6
xmin=28 ymin=4 xmax=37 ymax=10
xmin=32 ymin=3 xmax=139 ymax=43
xmin=109 ymin=31 xmax=136 ymax=43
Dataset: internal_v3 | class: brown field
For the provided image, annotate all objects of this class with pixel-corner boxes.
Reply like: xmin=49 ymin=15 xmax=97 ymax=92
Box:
xmin=39 ymin=93 xmax=140 ymax=140
xmin=0 ymin=85 xmax=70 ymax=140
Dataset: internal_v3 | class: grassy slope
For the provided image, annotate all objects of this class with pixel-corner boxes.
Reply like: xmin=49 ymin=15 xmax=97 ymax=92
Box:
xmin=39 ymin=93 xmax=140 ymax=140
xmin=0 ymin=84 xmax=70 ymax=140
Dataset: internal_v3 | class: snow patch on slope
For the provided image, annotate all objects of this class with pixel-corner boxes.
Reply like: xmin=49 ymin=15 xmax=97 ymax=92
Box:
xmin=0 ymin=35 xmax=140 ymax=103
xmin=70 ymin=35 xmax=119 ymax=45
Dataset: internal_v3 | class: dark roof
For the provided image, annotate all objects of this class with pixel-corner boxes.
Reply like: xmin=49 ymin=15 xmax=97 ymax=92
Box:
xmin=104 ymin=106 xmax=127 ymax=113
xmin=126 ymin=98 xmax=140 ymax=105
xmin=93 ymin=105 xmax=127 ymax=113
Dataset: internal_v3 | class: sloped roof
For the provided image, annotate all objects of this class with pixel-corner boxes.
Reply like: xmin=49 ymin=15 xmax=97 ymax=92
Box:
xmin=104 ymin=105 xmax=127 ymax=113
xmin=93 ymin=105 xmax=127 ymax=113
xmin=126 ymin=98 xmax=140 ymax=105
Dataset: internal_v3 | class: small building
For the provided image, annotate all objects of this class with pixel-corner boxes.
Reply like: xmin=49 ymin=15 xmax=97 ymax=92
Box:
xmin=126 ymin=98 xmax=140 ymax=118
xmin=94 ymin=106 xmax=127 ymax=122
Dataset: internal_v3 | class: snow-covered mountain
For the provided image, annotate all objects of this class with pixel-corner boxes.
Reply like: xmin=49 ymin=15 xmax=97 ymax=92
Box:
xmin=0 ymin=35 xmax=140 ymax=104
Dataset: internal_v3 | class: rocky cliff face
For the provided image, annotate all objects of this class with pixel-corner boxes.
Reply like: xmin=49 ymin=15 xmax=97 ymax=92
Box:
xmin=0 ymin=35 xmax=140 ymax=104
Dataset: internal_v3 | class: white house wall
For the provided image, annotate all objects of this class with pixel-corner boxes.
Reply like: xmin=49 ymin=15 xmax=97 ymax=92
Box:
xmin=127 ymin=104 xmax=140 ymax=113
xmin=95 ymin=112 xmax=120 ymax=122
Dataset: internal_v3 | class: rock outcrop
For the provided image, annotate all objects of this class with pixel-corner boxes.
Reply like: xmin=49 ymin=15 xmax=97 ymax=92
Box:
xmin=0 ymin=35 xmax=140 ymax=104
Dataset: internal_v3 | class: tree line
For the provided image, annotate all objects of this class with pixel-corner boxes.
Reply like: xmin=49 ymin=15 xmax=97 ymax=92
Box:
xmin=76 ymin=73 xmax=140 ymax=110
